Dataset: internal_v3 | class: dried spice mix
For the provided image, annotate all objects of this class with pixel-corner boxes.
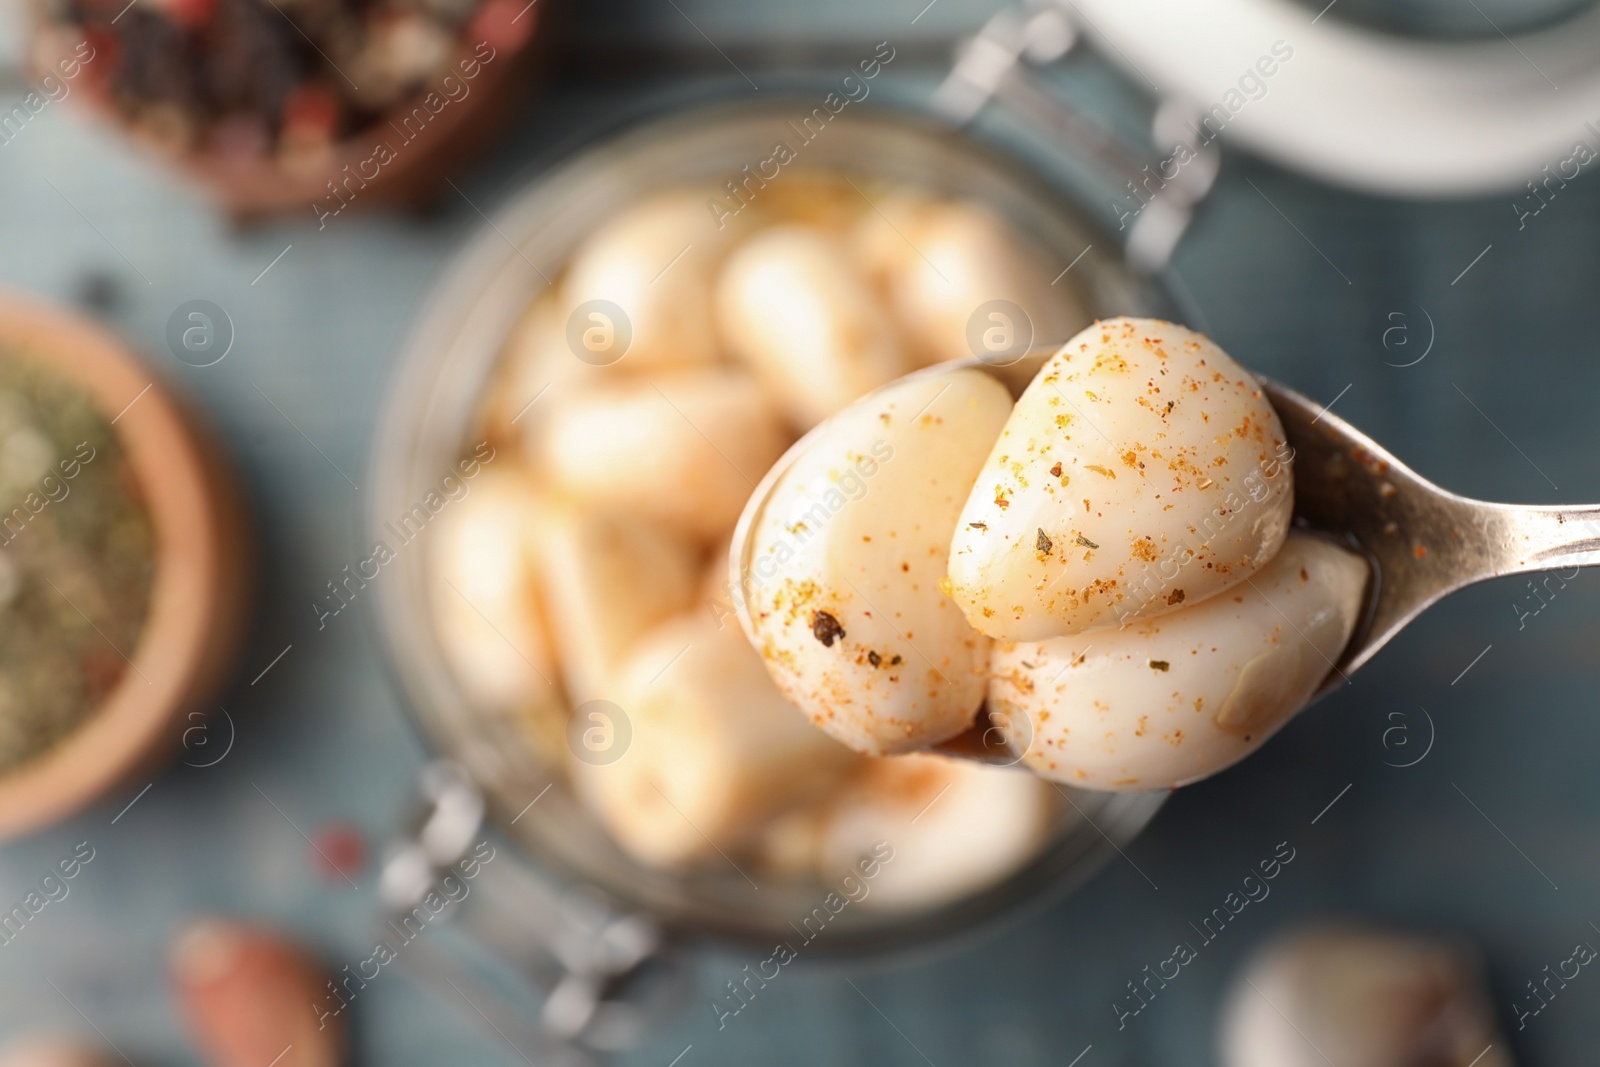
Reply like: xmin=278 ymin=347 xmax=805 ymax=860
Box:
xmin=0 ymin=350 xmax=154 ymax=771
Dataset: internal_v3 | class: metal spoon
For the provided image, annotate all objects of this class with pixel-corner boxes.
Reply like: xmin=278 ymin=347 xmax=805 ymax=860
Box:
xmin=731 ymin=347 xmax=1600 ymax=765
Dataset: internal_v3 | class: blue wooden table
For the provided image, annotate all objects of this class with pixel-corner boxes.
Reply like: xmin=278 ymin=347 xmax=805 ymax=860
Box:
xmin=2 ymin=1 xmax=1598 ymax=1064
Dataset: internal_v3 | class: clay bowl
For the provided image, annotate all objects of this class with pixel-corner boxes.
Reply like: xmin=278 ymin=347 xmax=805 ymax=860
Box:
xmin=33 ymin=7 xmax=542 ymax=225
xmin=0 ymin=293 xmax=252 ymax=839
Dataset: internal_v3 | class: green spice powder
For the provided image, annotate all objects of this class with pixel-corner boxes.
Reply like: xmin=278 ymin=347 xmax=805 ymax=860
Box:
xmin=0 ymin=350 xmax=156 ymax=772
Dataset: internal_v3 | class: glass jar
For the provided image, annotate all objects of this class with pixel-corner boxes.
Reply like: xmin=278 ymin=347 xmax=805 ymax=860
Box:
xmin=369 ymin=97 xmax=1177 ymax=957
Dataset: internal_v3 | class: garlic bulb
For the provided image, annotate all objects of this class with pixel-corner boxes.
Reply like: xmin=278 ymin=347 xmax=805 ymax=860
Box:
xmin=540 ymin=367 xmax=790 ymax=541
xmin=534 ymin=505 xmax=697 ymax=705
xmin=428 ymin=469 xmax=557 ymax=711
xmin=570 ymin=613 xmax=857 ymax=868
xmin=486 ymin=294 xmax=605 ymax=441
xmin=752 ymin=753 xmax=1055 ymax=910
xmin=856 ymin=196 xmax=1090 ymax=366
xmin=816 ymin=754 xmax=1055 ymax=910
xmin=1220 ymin=926 xmax=1513 ymax=1067
xmin=561 ymin=192 xmax=729 ymax=372
xmin=717 ymin=224 xmax=911 ymax=426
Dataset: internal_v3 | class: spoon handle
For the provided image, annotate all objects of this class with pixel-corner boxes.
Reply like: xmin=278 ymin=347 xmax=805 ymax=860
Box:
xmin=1483 ymin=503 xmax=1600 ymax=577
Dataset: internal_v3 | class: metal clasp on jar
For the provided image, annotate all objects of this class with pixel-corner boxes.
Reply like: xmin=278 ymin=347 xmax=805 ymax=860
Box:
xmin=377 ymin=760 xmax=694 ymax=1063
xmin=933 ymin=0 xmax=1220 ymax=273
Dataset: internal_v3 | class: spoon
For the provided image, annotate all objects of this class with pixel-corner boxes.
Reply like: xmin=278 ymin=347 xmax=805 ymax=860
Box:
xmin=731 ymin=347 xmax=1600 ymax=765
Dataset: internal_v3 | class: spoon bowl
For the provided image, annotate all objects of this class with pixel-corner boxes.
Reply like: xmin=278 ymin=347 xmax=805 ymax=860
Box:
xmin=730 ymin=345 xmax=1600 ymax=765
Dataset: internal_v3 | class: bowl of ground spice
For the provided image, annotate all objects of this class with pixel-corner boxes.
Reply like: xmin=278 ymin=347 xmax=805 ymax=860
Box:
xmin=0 ymin=293 xmax=250 ymax=838
xmin=25 ymin=0 xmax=540 ymax=223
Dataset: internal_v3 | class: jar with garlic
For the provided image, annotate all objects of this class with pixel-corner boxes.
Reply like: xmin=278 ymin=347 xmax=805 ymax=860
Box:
xmin=373 ymin=104 xmax=1177 ymax=950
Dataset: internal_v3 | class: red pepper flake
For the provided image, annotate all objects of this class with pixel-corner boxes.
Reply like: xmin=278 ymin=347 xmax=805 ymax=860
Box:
xmin=312 ymin=823 xmax=366 ymax=883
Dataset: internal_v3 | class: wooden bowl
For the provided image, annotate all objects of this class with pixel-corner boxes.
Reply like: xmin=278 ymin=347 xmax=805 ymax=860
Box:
xmin=0 ymin=293 xmax=252 ymax=839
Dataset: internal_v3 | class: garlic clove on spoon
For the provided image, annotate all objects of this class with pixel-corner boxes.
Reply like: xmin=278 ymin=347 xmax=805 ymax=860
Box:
xmin=948 ymin=317 xmax=1294 ymax=640
xmin=989 ymin=532 xmax=1368 ymax=791
xmin=742 ymin=366 xmax=1012 ymax=755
